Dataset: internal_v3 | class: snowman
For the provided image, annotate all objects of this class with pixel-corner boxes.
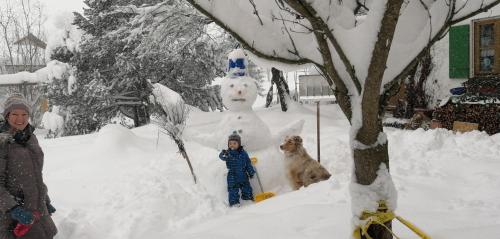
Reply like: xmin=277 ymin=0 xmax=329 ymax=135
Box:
xmin=213 ymin=49 xmax=303 ymax=192
xmin=216 ymin=50 xmax=273 ymax=151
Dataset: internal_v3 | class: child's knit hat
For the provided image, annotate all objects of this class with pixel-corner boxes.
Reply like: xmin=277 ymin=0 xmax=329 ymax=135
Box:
xmin=228 ymin=131 xmax=241 ymax=145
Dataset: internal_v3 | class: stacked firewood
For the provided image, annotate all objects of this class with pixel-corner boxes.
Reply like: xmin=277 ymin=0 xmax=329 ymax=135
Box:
xmin=433 ymin=103 xmax=499 ymax=135
xmin=464 ymin=77 xmax=500 ymax=96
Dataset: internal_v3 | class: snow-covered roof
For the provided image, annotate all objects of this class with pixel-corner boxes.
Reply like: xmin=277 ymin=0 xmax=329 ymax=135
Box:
xmin=14 ymin=33 xmax=47 ymax=49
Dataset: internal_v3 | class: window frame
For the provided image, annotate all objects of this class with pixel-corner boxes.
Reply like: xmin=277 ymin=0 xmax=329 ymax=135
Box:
xmin=471 ymin=16 xmax=500 ymax=78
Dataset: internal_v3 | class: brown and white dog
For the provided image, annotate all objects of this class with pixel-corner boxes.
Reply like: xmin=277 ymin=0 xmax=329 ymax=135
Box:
xmin=280 ymin=135 xmax=331 ymax=190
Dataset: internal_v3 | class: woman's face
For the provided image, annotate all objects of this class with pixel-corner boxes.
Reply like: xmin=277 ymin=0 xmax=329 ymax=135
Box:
xmin=7 ymin=109 xmax=30 ymax=131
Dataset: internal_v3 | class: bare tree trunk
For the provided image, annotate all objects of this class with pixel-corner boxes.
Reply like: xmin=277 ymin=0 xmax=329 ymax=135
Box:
xmin=405 ymin=47 xmax=432 ymax=118
xmin=354 ymin=1 xmax=403 ymax=238
xmin=416 ymin=48 xmax=432 ymax=108
xmin=354 ymin=126 xmax=391 ymax=239
xmin=0 ymin=23 xmax=15 ymax=67
xmin=0 ymin=1 xmax=16 ymax=68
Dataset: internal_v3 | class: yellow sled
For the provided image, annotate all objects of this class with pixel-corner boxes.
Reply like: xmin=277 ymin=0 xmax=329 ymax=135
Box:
xmin=250 ymin=157 xmax=276 ymax=202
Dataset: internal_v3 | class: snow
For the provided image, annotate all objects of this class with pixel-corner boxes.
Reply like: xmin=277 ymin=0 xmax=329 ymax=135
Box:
xmin=349 ymin=163 xmax=398 ymax=224
xmin=352 ymin=132 xmax=388 ymax=150
xmin=0 ymin=60 xmax=70 ymax=85
xmin=45 ymin=12 xmax=83 ymax=59
xmin=41 ymin=106 xmax=65 ymax=137
xmin=151 ymin=82 xmax=184 ymax=108
xmin=190 ymin=0 xmax=322 ymax=66
xmin=39 ymin=103 xmax=500 ymax=239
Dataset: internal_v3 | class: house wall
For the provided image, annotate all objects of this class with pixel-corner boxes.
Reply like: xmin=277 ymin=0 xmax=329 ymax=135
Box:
xmin=426 ymin=6 xmax=500 ymax=108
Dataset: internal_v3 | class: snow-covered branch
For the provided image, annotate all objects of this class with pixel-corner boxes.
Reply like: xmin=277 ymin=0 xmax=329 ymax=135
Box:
xmin=0 ymin=60 xmax=70 ymax=86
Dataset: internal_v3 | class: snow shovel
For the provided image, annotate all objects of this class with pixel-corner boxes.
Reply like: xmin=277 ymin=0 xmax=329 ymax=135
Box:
xmin=250 ymin=157 xmax=276 ymax=202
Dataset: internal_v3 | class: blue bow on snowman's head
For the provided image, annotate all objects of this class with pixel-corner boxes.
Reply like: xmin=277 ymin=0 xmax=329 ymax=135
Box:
xmin=229 ymin=58 xmax=246 ymax=70
xmin=228 ymin=58 xmax=246 ymax=77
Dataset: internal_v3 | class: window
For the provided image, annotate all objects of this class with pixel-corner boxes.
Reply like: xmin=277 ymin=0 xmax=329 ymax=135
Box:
xmin=473 ymin=18 xmax=500 ymax=76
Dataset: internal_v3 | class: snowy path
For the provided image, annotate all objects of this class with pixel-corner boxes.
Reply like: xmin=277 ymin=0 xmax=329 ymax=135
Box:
xmin=38 ymin=104 xmax=500 ymax=238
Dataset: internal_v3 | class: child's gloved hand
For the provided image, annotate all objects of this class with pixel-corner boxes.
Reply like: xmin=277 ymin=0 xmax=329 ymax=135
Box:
xmin=222 ymin=149 xmax=228 ymax=156
xmin=248 ymin=173 xmax=255 ymax=179
xmin=10 ymin=206 xmax=34 ymax=225
xmin=46 ymin=203 xmax=56 ymax=215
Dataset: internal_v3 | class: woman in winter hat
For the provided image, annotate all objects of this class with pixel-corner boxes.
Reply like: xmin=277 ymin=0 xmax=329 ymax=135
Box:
xmin=0 ymin=94 xmax=58 ymax=239
xmin=219 ymin=131 xmax=255 ymax=207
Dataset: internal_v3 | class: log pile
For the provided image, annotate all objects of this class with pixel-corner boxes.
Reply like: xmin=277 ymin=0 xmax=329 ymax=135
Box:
xmin=433 ymin=100 xmax=499 ymax=135
xmin=432 ymin=77 xmax=500 ymax=135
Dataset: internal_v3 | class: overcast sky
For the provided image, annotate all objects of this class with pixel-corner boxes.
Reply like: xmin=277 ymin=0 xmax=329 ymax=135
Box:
xmin=42 ymin=0 xmax=85 ymax=15
xmin=42 ymin=0 xmax=85 ymax=30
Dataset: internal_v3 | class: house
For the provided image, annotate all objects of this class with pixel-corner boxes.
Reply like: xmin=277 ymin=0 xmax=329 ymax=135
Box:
xmin=0 ymin=33 xmax=47 ymax=74
xmin=0 ymin=33 xmax=48 ymax=124
xmin=433 ymin=15 xmax=500 ymax=134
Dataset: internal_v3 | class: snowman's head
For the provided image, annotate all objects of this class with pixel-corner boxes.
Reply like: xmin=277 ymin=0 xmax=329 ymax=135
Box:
xmin=227 ymin=49 xmax=248 ymax=78
xmin=221 ymin=76 xmax=258 ymax=111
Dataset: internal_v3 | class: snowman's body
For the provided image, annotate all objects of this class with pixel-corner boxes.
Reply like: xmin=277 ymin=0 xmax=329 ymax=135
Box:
xmin=216 ymin=110 xmax=272 ymax=151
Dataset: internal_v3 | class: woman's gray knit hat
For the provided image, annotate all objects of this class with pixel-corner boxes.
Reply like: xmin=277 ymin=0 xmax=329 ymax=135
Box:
xmin=3 ymin=94 xmax=31 ymax=118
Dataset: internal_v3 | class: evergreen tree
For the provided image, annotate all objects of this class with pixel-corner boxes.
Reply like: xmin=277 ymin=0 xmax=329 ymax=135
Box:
xmin=48 ymin=0 xmax=235 ymax=135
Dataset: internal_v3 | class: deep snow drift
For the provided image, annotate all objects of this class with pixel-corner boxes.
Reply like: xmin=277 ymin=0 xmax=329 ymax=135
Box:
xmin=41 ymin=103 xmax=500 ymax=239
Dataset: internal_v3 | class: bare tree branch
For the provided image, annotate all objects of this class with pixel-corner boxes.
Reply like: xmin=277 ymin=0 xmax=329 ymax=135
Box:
xmin=419 ymin=0 xmax=433 ymax=44
xmin=278 ymin=12 xmax=301 ymax=58
xmin=285 ymin=0 xmax=363 ymax=94
xmin=453 ymin=0 xmax=470 ymax=15
xmin=248 ymin=0 xmax=264 ymax=26
xmin=271 ymin=16 xmax=314 ymax=32
xmin=357 ymin=0 xmax=404 ymax=146
xmin=450 ymin=0 xmax=500 ymax=25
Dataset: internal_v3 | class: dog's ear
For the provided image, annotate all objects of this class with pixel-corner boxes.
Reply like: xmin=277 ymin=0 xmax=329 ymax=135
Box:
xmin=293 ymin=136 xmax=303 ymax=145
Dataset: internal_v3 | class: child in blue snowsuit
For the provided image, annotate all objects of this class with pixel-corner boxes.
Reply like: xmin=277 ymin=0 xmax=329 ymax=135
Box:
xmin=219 ymin=132 xmax=255 ymax=207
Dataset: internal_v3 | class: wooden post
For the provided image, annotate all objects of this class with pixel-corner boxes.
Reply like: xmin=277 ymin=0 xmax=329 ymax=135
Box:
xmin=317 ymin=101 xmax=320 ymax=162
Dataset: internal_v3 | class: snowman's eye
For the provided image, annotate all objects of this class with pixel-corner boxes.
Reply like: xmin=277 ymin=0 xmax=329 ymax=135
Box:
xmin=230 ymin=84 xmax=234 ymax=88
xmin=244 ymin=83 xmax=248 ymax=87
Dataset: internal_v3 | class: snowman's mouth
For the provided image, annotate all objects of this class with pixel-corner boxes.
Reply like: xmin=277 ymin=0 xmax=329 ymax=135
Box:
xmin=232 ymin=98 xmax=246 ymax=102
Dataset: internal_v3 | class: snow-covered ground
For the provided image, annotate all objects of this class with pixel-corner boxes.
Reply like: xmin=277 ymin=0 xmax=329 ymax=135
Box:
xmin=41 ymin=103 xmax=500 ymax=239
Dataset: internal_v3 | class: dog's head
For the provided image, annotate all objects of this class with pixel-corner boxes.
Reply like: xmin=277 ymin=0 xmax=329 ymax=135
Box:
xmin=280 ymin=135 xmax=303 ymax=152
